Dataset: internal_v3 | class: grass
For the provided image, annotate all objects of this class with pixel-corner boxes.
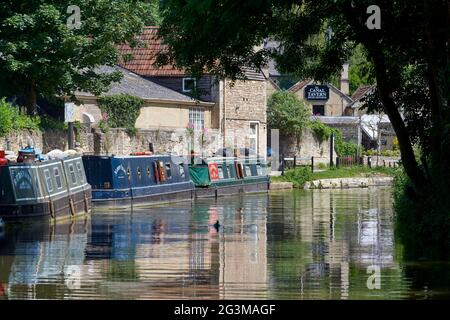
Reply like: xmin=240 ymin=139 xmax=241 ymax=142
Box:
xmin=271 ymin=165 xmax=398 ymax=188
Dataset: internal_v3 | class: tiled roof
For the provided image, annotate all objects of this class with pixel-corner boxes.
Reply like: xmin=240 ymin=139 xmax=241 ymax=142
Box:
xmin=118 ymin=27 xmax=186 ymax=77
xmin=351 ymin=85 xmax=375 ymax=102
xmin=311 ymin=115 xmax=360 ymax=125
xmin=118 ymin=27 xmax=266 ymax=81
xmin=288 ymin=79 xmax=312 ymax=93
xmin=75 ymin=65 xmax=209 ymax=104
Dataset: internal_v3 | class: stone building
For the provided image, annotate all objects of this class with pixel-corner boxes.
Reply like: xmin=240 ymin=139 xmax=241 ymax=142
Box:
xmin=288 ymin=79 xmax=354 ymax=117
xmin=117 ymin=27 xmax=268 ymax=158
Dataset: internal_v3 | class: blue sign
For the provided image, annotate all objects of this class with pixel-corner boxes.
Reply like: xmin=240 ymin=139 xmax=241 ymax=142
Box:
xmin=304 ymin=85 xmax=329 ymax=101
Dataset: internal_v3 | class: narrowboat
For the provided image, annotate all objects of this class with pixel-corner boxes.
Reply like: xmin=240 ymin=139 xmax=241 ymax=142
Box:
xmin=82 ymin=155 xmax=195 ymax=207
xmin=190 ymin=156 xmax=270 ymax=198
xmin=0 ymin=156 xmax=92 ymax=221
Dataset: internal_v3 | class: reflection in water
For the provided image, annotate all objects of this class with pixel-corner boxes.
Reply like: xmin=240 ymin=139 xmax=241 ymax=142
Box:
xmin=0 ymin=187 xmax=449 ymax=300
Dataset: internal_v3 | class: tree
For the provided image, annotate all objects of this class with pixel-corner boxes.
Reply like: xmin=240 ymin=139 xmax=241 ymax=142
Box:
xmin=0 ymin=0 xmax=156 ymax=114
xmin=267 ymin=91 xmax=310 ymax=144
xmin=348 ymin=44 xmax=376 ymax=95
xmin=157 ymin=0 xmax=450 ymax=253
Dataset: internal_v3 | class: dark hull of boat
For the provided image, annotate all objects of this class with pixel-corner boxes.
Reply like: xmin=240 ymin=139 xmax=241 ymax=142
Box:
xmin=0 ymin=187 xmax=91 ymax=222
xmin=194 ymin=178 xmax=270 ymax=199
xmin=91 ymin=189 xmax=194 ymax=208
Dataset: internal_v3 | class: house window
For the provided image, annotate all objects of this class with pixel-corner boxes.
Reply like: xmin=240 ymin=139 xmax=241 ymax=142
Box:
xmin=189 ymin=108 xmax=205 ymax=130
xmin=183 ymin=78 xmax=196 ymax=93
xmin=249 ymin=122 xmax=259 ymax=155
xmin=313 ymin=105 xmax=325 ymax=116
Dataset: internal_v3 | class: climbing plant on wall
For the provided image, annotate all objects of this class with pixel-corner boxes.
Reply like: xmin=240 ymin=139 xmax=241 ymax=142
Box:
xmin=97 ymin=94 xmax=144 ymax=136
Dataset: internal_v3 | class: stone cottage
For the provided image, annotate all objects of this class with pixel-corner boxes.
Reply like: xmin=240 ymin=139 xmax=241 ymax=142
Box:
xmin=117 ymin=27 xmax=268 ymax=158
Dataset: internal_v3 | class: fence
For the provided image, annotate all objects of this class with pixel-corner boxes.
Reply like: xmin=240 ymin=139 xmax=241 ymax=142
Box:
xmin=281 ymin=155 xmax=315 ymax=175
xmin=336 ymin=155 xmax=364 ymax=168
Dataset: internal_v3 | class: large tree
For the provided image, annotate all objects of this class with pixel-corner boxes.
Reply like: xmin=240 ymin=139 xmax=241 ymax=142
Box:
xmin=0 ymin=0 xmax=158 ymax=114
xmin=157 ymin=0 xmax=450 ymax=251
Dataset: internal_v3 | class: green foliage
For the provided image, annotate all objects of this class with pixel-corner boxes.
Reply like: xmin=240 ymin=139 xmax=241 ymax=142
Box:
xmin=363 ymin=149 xmax=401 ymax=157
xmin=393 ymin=169 xmax=450 ymax=259
xmin=0 ymin=98 xmax=42 ymax=136
xmin=267 ymin=91 xmax=310 ymax=140
xmin=308 ymin=120 xmax=333 ymax=142
xmin=39 ymin=115 xmax=68 ymax=131
xmin=0 ymin=98 xmax=14 ymax=137
xmin=282 ymin=167 xmax=312 ymax=188
xmin=348 ymin=44 xmax=376 ymax=95
xmin=98 ymin=94 xmax=144 ymax=136
xmin=276 ymin=165 xmax=396 ymax=188
xmin=0 ymin=1 xmax=154 ymax=112
xmin=308 ymin=120 xmax=357 ymax=157
xmin=14 ymin=113 xmax=40 ymax=131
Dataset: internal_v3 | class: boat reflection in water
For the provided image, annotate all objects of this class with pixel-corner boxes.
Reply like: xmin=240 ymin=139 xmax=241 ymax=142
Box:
xmin=0 ymin=188 xmax=449 ymax=299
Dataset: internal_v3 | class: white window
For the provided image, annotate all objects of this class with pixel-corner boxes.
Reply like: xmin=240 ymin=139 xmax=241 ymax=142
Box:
xmin=183 ymin=78 xmax=196 ymax=93
xmin=44 ymin=170 xmax=53 ymax=192
xmin=249 ymin=122 xmax=259 ymax=155
xmin=189 ymin=108 xmax=205 ymax=130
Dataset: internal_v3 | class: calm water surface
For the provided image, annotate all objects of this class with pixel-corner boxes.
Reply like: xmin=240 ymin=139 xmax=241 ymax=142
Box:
xmin=0 ymin=187 xmax=449 ymax=300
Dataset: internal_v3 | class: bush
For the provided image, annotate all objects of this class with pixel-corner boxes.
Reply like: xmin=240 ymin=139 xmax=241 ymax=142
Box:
xmin=0 ymin=98 xmax=14 ymax=137
xmin=98 ymin=94 xmax=144 ymax=136
xmin=309 ymin=120 xmax=332 ymax=142
xmin=268 ymin=91 xmax=310 ymax=140
xmin=393 ymin=168 xmax=450 ymax=259
xmin=39 ymin=116 xmax=68 ymax=131
xmin=282 ymin=167 xmax=312 ymax=188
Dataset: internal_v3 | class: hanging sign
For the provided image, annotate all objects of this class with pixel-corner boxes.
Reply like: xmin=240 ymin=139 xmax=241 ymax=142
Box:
xmin=304 ymin=85 xmax=329 ymax=101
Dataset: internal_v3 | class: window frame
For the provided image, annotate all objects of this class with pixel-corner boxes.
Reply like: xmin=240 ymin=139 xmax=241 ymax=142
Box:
xmin=182 ymin=77 xmax=197 ymax=93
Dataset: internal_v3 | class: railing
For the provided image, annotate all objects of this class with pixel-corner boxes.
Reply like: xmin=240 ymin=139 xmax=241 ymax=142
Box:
xmin=281 ymin=155 xmax=315 ymax=175
xmin=336 ymin=155 xmax=363 ymax=168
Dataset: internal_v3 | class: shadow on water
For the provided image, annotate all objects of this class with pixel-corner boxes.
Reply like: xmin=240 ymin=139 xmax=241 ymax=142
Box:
xmin=0 ymin=188 xmax=449 ymax=299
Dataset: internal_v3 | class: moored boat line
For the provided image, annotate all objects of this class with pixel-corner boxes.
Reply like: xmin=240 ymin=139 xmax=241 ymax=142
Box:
xmin=1 ymin=147 xmax=270 ymax=222
xmin=82 ymin=154 xmax=270 ymax=207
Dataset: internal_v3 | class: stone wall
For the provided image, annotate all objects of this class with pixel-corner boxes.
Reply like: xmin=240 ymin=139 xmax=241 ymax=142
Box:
xmin=275 ymin=128 xmax=337 ymax=165
xmin=1 ymin=127 xmax=221 ymax=158
xmin=90 ymin=127 xmax=221 ymax=157
xmin=326 ymin=123 xmax=360 ymax=143
xmin=0 ymin=129 xmax=68 ymax=153
xmin=223 ymin=79 xmax=267 ymax=157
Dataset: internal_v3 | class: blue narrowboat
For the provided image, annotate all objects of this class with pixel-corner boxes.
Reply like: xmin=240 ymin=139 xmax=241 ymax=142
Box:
xmin=82 ymin=155 xmax=195 ymax=207
xmin=0 ymin=156 xmax=92 ymax=221
xmin=190 ymin=156 xmax=270 ymax=198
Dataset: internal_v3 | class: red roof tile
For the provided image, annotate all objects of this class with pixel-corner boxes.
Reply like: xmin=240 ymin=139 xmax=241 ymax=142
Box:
xmin=351 ymin=85 xmax=375 ymax=102
xmin=288 ymin=79 xmax=312 ymax=93
xmin=118 ymin=27 xmax=186 ymax=77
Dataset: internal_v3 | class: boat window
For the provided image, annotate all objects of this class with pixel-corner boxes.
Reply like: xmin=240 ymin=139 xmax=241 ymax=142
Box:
xmin=69 ymin=164 xmax=77 ymax=184
xmin=245 ymin=165 xmax=252 ymax=177
xmin=218 ymin=166 xmax=224 ymax=179
xmin=76 ymin=162 xmax=85 ymax=183
xmin=179 ymin=164 xmax=185 ymax=178
xmin=127 ymin=168 xmax=131 ymax=180
xmin=137 ymin=167 xmax=142 ymax=179
xmin=165 ymin=163 xmax=172 ymax=179
xmin=54 ymin=167 xmax=62 ymax=189
xmin=44 ymin=169 xmax=53 ymax=192
xmin=147 ymin=166 xmax=151 ymax=178
xmin=256 ymin=165 xmax=263 ymax=176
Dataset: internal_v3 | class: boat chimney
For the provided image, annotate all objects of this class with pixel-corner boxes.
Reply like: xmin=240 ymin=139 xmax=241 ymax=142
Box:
xmin=149 ymin=143 xmax=154 ymax=154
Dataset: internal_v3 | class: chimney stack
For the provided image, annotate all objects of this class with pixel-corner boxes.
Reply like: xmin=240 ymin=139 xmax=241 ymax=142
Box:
xmin=340 ymin=63 xmax=350 ymax=96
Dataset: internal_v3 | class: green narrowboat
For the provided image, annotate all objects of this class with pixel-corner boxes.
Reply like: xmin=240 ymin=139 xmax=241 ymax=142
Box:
xmin=0 ymin=156 xmax=91 ymax=221
xmin=190 ymin=156 xmax=270 ymax=198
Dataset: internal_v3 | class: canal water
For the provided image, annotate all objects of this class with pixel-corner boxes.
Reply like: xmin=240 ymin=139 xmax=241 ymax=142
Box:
xmin=0 ymin=187 xmax=449 ymax=300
